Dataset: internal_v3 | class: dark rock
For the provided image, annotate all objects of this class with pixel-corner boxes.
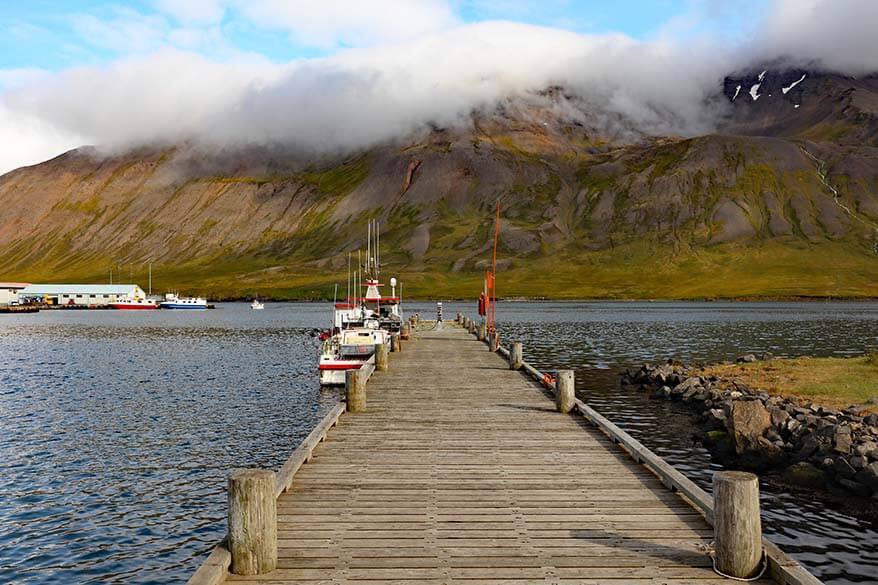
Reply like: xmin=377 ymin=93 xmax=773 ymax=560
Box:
xmin=865 ymin=413 xmax=878 ymax=427
xmin=797 ymin=433 xmax=820 ymax=459
xmin=769 ymin=407 xmax=790 ymax=427
xmin=835 ymin=457 xmax=857 ymax=478
xmin=839 ymin=478 xmax=872 ymax=497
xmin=850 ymin=456 xmax=867 ymax=469
xmin=760 ymin=352 xmax=774 ymax=361
xmin=782 ymin=462 xmax=825 ymax=489
xmin=855 ymin=462 xmax=878 ymax=490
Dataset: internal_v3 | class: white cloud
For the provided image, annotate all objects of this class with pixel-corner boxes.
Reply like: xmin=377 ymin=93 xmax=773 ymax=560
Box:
xmin=71 ymin=7 xmax=169 ymax=53
xmin=751 ymin=0 xmax=878 ymax=73
xmin=0 ymin=104 xmax=83 ymax=175
xmin=3 ymin=0 xmax=878 ymax=176
xmin=155 ymin=0 xmax=226 ymax=24
xmin=233 ymin=0 xmax=459 ymax=49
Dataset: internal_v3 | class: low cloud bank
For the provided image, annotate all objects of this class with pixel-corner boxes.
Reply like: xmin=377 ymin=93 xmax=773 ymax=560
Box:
xmin=2 ymin=0 xmax=878 ymax=174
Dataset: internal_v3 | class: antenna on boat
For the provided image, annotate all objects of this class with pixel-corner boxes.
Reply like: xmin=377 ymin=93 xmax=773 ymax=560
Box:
xmin=347 ymin=253 xmax=351 ymax=304
xmin=376 ymin=221 xmax=380 ymax=277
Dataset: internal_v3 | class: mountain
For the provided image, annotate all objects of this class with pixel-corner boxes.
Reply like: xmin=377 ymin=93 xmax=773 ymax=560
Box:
xmin=2 ymin=68 xmax=878 ymax=299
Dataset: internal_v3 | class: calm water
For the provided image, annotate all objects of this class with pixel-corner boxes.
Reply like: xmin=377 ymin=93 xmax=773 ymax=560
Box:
xmin=0 ymin=302 xmax=876 ymax=584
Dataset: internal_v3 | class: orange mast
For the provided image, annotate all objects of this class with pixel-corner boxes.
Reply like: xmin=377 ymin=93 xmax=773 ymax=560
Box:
xmin=487 ymin=201 xmax=500 ymax=335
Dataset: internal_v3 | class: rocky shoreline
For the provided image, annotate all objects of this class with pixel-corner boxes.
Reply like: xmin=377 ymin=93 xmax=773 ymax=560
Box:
xmin=621 ymin=358 xmax=878 ymax=503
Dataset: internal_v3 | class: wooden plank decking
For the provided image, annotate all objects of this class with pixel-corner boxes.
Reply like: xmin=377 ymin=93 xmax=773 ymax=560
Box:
xmin=225 ymin=324 xmax=775 ymax=584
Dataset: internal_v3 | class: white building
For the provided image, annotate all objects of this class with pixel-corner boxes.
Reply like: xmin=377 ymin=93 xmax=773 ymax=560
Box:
xmin=20 ymin=284 xmax=146 ymax=307
xmin=0 ymin=283 xmax=30 ymax=306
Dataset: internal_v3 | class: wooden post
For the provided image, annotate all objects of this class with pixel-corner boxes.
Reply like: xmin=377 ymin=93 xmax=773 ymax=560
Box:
xmin=713 ymin=471 xmax=762 ymax=579
xmin=391 ymin=333 xmax=401 ymax=353
xmin=375 ymin=342 xmax=389 ymax=371
xmin=346 ymin=369 xmax=366 ymax=412
xmin=555 ymin=370 xmax=574 ymax=413
xmin=489 ymin=330 xmax=500 ymax=352
xmin=228 ymin=469 xmax=277 ymax=576
xmin=509 ymin=342 xmax=523 ymax=370
xmin=478 ymin=322 xmax=487 ymax=341
xmin=401 ymin=322 xmax=411 ymax=340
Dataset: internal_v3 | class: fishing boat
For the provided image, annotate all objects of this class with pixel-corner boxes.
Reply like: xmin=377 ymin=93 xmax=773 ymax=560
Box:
xmin=109 ymin=298 xmax=158 ymax=310
xmin=251 ymin=298 xmax=265 ymax=310
xmin=160 ymin=293 xmax=208 ymax=310
xmin=318 ymin=220 xmax=401 ymax=385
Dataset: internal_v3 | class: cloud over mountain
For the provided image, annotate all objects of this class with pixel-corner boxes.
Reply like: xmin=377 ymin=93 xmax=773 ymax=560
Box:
xmin=1 ymin=0 xmax=878 ymax=174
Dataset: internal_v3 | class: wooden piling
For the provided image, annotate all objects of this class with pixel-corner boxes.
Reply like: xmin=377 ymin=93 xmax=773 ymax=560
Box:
xmin=713 ymin=471 xmax=763 ymax=579
xmin=477 ymin=322 xmax=487 ymax=341
xmin=390 ymin=333 xmax=401 ymax=353
xmin=401 ymin=322 xmax=411 ymax=340
xmin=345 ymin=369 xmax=366 ymax=412
xmin=509 ymin=342 xmax=523 ymax=370
xmin=555 ymin=370 xmax=574 ymax=413
xmin=489 ymin=330 xmax=500 ymax=352
xmin=375 ymin=342 xmax=389 ymax=371
xmin=227 ymin=469 xmax=277 ymax=576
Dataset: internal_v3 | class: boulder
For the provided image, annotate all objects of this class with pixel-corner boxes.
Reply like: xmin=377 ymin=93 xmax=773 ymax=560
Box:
xmin=769 ymin=407 xmax=790 ymax=427
xmin=737 ymin=354 xmax=758 ymax=363
xmin=728 ymin=400 xmax=772 ymax=454
xmin=782 ymin=462 xmax=825 ymax=489
xmin=855 ymin=462 xmax=878 ymax=490
xmin=834 ymin=426 xmax=854 ymax=454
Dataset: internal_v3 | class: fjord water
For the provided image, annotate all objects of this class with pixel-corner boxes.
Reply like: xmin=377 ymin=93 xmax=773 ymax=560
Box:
xmin=0 ymin=302 xmax=876 ymax=584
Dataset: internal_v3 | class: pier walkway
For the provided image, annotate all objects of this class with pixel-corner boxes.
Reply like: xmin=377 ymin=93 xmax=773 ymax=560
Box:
xmin=218 ymin=324 xmax=779 ymax=585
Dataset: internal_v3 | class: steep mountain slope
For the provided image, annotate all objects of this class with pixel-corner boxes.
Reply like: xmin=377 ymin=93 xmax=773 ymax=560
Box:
xmin=2 ymin=70 xmax=878 ymax=299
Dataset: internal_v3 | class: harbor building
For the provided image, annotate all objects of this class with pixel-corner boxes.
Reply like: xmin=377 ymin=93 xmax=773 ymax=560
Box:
xmin=20 ymin=284 xmax=147 ymax=307
xmin=0 ymin=283 xmax=30 ymax=306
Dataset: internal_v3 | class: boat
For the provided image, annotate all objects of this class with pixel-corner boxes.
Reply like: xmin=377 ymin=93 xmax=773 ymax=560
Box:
xmin=109 ymin=298 xmax=158 ymax=310
xmin=318 ymin=220 xmax=401 ymax=386
xmin=160 ymin=293 xmax=208 ymax=310
xmin=251 ymin=299 xmax=265 ymax=310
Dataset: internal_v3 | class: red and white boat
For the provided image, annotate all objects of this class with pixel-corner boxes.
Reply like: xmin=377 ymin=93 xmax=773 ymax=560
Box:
xmin=318 ymin=220 xmax=401 ymax=386
xmin=109 ymin=298 xmax=158 ymax=310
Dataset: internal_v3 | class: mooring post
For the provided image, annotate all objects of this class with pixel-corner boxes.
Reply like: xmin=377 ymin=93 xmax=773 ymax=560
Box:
xmin=478 ymin=322 xmax=487 ymax=341
xmin=228 ymin=469 xmax=277 ymax=576
xmin=345 ymin=369 xmax=366 ymax=412
xmin=713 ymin=471 xmax=763 ymax=579
xmin=555 ymin=370 xmax=574 ymax=413
xmin=489 ymin=330 xmax=500 ymax=352
xmin=401 ymin=322 xmax=411 ymax=340
xmin=391 ymin=333 xmax=401 ymax=353
xmin=375 ymin=342 xmax=389 ymax=371
xmin=509 ymin=342 xmax=523 ymax=370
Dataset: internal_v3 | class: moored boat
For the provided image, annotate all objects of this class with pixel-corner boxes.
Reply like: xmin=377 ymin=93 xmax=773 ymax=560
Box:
xmin=318 ymin=220 xmax=401 ymax=386
xmin=109 ymin=298 xmax=158 ymax=310
xmin=160 ymin=293 xmax=208 ymax=310
xmin=251 ymin=299 xmax=265 ymax=310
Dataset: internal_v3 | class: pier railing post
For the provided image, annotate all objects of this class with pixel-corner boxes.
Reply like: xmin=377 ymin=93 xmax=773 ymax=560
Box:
xmin=478 ymin=322 xmax=487 ymax=342
xmin=555 ymin=370 xmax=574 ymax=413
xmin=489 ymin=330 xmax=500 ymax=352
xmin=509 ymin=342 xmax=523 ymax=370
xmin=228 ymin=469 xmax=277 ymax=576
xmin=391 ymin=333 xmax=401 ymax=353
xmin=346 ymin=369 xmax=366 ymax=412
xmin=713 ymin=471 xmax=762 ymax=579
xmin=401 ymin=322 xmax=411 ymax=340
xmin=375 ymin=342 xmax=389 ymax=371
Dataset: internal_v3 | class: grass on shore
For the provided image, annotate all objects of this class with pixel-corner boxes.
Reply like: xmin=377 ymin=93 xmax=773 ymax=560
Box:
xmin=704 ymin=356 xmax=878 ymax=412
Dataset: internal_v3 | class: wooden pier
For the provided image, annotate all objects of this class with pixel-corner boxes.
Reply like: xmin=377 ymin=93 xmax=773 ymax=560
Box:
xmin=188 ymin=320 xmax=822 ymax=585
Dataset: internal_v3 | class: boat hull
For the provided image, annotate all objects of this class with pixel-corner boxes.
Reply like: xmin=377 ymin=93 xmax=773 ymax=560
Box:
xmin=109 ymin=303 xmax=157 ymax=310
xmin=319 ymin=361 xmax=364 ymax=386
xmin=160 ymin=304 xmax=207 ymax=310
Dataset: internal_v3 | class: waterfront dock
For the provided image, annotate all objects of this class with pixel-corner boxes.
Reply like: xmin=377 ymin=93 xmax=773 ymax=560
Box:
xmin=189 ymin=321 xmax=821 ymax=585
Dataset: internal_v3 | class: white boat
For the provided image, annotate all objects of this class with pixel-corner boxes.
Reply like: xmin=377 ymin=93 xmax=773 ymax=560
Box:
xmin=318 ymin=220 xmax=401 ymax=386
xmin=251 ymin=299 xmax=265 ymax=310
xmin=160 ymin=293 xmax=208 ymax=310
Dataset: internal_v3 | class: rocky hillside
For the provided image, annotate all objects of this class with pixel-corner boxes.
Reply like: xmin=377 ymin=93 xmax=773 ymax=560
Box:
xmin=2 ymin=69 xmax=878 ymax=299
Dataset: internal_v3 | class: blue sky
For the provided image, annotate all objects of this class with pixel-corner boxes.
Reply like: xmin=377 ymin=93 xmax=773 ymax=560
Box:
xmin=0 ymin=0 xmax=770 ymax=72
